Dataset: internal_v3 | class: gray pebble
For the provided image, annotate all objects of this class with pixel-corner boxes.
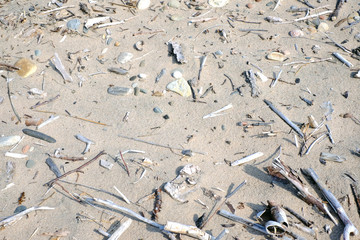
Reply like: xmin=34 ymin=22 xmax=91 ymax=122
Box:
xmin=266 ymin=1 xmax=274 ymax=6
xmin=140 ymin=88 xmax=147 ymax=94
xmin=67 ymin=19 xmax=81 ymax=31
xmin=26 ymin=159 xmax=36 ymax=168
xmin=34 ymin=50 xmax=41 ymax=56
xmin=129 ymin=75 xmax=137 ymax=81
xmin=139 ymin=60 xmax=145 ymax=67
xmin=0 ymin=96 xmax=4 ymax=104
xmin=134 ymin=87 xmax=140 ymax=96
xmin=108 ymin=86 xmax=133 ymax=96
xmin=108 ymin=67 xmax=128 ymax=75
xmin=153 ymin=107 xmax=162 ymax=113
xmin=14 ymin=205 xmax=27 ymax=214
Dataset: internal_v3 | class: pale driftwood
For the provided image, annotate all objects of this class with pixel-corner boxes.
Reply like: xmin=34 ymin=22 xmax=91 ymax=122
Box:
xmin=303 ymin=168 xmax=359 ymax=240
xmin=214 ymin=229 xmax=229 ymax=240
xmin=85 ymin=16 xmax=110 ymax=28
xmin=52 ymin=53 xmax=73 ymax=82
xmin=231 ymin=152 xmax=264 ymax=166
xmin=282 ymin=57 xmax=332 ymax=66
xmin=333 ymin=52 xmax=353 ymax=67
xmin=75 ymin=134 xmax=95 ymax=154
xmin=0 ymin=206 xmax=54 ymax=228
xmin=164 ymin=221 xmax=212 ymax=240
xmin=264 ymin=99 xmax=304 ymax=138
xmin=218 ymin=210 xmax=269 ymax=235
xmin=113 ymin=186 xmax=131 ymax=204
xmin=272 ymin=159 xmax=338 ymax=224
xmin=4 ymin=152 xmax=27 ymax=158
xmin=280 ymin=10 xmax=332 ymax=23
xmin=203 ymin=103 xmax=233 ymax=119
xmin=37 ymin=115 xmax=60 ymax=130
xmin=108 ymin=218 xmax=133 ymax=240
xmin=40 ymin=5 xmax=75 ymax=14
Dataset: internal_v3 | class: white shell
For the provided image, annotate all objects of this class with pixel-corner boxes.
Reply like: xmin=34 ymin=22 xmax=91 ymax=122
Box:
xmin=137 ymin=0 xmax=151 ymax=10
xmin=208 ymin=0 xmax=229 ymax=8
xmin=354 ymin=70 xmax=360 ymax=78
xmin=0 ymin=136 xmax=21 ymax=148
xmin=117 ymin=52 xmax=133 ymax=64
xmin=172 ymin=70 xmax=182 ymax=79
xmin=256 ymin=72 xmax=268 ymax=82
xmin=267 ymin=52 xmax=286 ymax=61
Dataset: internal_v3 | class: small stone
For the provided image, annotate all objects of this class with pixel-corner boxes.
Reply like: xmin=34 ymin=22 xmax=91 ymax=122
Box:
xmin=134 ymin=87 xmax=140 ymax=96
xmin=137 ymin=0 xmax=151 ymax=10
xmin=0 ymin=96 xmax=3 ymax=104
xmin=246 ymin=3 xmax=253 ymax=8
xmin=99 ymin=159 xmax=113 ymax=170
xmin=266 ymin=52 xmax=286 ymax=61
xmin=317 ymin=22 xmax=329 ymax=32
xmin=172 ymin=70 xmax=182 ymax=79
xmin=117 ymin=52 xmax=133 ymax=64
xmin=0 ymin=136 xmax=21 ymax=148
xmin=140 ymin=88 xmax=147 ymax=94
xmin=354 ymin=70 xmax=360 ymax=78
xmin=163 ymin=114 xmax=170 ymax=120
xmin=319 ymin=15 xmax=326 ymax=20
xmin=107 ymin=86 xmax=133 ymax=96
xmin=114 ymin=41 xmax=120 ymax=47
xmin=26 ymin=159 xmax=36 ymax=168
xmin=295 ymin=78 xmax=300 ymax=84
xmin=312 ymin=45 xmax=321 ymax=54
xmin=307 ymin=26 xmax=317 ymax=34
xmin=15 ymin=58 xmax=37 ymax=78
xmin=138 ymin=73 xmax=147 ymax=79
xmin=14 ymin=205 xmax=27 ymax=214
xmin=34 ymin=50 xmax=41 ymax=56
xmin=166 ymin=77 xmax=192 ymax=97
xmin=22 ymin=145 xmax=30 ymax=153
xmin=266 ymin=1 xmax=274 ymax=6
xmin=67 ymin=19 xmax=81 ymax=31
xmin=130 ymin=75 xmax=137 ymax=81
xmin=108 ymin=67 xmax=128 ymax=75
xmin=208 ymin=0 xmax=229 ymax=8
xmin=139 ymin=60 xmax=145 ymax=67
xmin=168 ymin=0 xmax=181 ymax=8
xmin=289 ymin=29 xmax=304 ymax=38
xmin=153 ymin=107 xmax=163 ymax=113
xmin=170 ymin=15 xmax=182 ymax=21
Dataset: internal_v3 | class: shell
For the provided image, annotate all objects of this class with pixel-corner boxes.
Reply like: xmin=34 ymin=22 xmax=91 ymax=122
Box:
xmin=137 ymin=0 xmax=151 ymax=10
xmin=15 ymin=58 xmax=37 ymax=78
xmin=208 ymin=0 xmax=229 ymax=8
xmin=267 ymin=52 xmax=286 ymax=61
xmin=354 ymin=70 xmax=360 ymax=78
xmin=265 ymin=220 xmax=286 ymax=236
xmin=0 ymin=136 xmax=21 ymax=148
xmin=308 ymin=115 xmax=319 ymax=128
xmin=117 ymin=52 xmax=133 ymax=64
xmin=134 ymin=40 xmax=144 ymax=51
xmin=25 ymin=118 xmax=44 ymax=126
xmin=289 ymin=29 xmax=304 ymax=38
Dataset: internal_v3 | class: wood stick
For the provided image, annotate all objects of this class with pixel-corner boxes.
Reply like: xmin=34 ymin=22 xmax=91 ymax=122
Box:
xmin=45 ymin=151 xmax=106 ymax=186
xmin=4 ymin=76 xmax=21 ymax=123
xmin=0 ymin=206 xmax=54 ymax=228
xmin=118 ymin=134 xmax=207 ymax=155
xmin=108 ymin=218 xmax=133 ymax=240
xmin=264 ymin=99 xmax=304 ymax=138
xmin=119 ymin=150 xmax=130 ymax=176
xmin=30 ymin=94 xmax=60 ymax=109
xmin=284 ymin=206 xmax=313 ymax=227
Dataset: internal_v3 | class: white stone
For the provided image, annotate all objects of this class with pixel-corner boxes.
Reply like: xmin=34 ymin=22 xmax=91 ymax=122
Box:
xmin=166 ymin=77 xmax=191 ymax=97
xmin=137 ymin=0 xmax=151 ymax=10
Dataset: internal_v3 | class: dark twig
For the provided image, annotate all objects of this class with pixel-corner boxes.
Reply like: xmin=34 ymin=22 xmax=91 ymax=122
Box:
xmin=284 ymin=206 xmax=313 ymax=227
xmin=45 ymin=151 xmax=106 ymax=186
xmin=330 ymin=0 xmax=345 ymax=20
xmin=30 ymin=94 xmax=60 ymax=109
xmin=119 ymin=150 xmax=130 ymax=176
xmin=224 ymin=74 xmax=235 ymax=91
xmin=3 ymin=75 xmax=21 ymax=123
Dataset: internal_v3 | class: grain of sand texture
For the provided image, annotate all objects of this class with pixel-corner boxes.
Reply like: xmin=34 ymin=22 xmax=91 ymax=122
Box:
xmin=0 ymin=0 xmax=360 ymax=239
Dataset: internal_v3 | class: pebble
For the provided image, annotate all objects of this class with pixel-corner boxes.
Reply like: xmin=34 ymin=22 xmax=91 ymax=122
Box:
xmin=317 ymin=22 xmax=329 ymax=32
xmin=117 ymin=52 xmax=133 ymax=64
xmin=163 ymin=114 xmax=170 ymax=120
xmin=246 ymin=3 xmax=253 ymax=9
xmin=14 ymin=205 xmax=27 ymax=214
xmin=172 ymin=70 xmax=182 ymax=79
xmin=0 ymin=135 xmax=21 ymax=148
xmin=266 ymin=52 xmax=286 ymax=61
xmin=26 ymin=159 xmax=36 ymax=168
xmin=153 ymin=107 xmax=163 ymax=113
xmin=22 ymin=145 xmax=30 ymax=153
xmin=166 ymin=77 xmax=192 ymax=97
xmin=129 ymin=75 xmax=137 ymax=81
xmin=0 ymin=96 xmax=3 ymax=104
xmin=107 ymin=86 xmax=133 ymax=96
xmin=140 ymin=88 xmax=147 ymax=94
xmin=108 ymin=67 xmax=128 ymax=75
xmin=138 ymin=73 xmax=147 ymax=79
xmin=170 ymin=15 xmax=182 ymax=21
xmin=22 ymin=129 xmax=56 ymax=143
xmin=15 ymin=58 xmax=37 ymax=78
xmin=137 ymin=0 xmax=151 ymax=10
xmin=67 ymin=19 xmax=81 ymax=31
xmin=134 ymin=87 xmax=140 ymax=96
xmin=114 ymin=41 xmax=120 ymax=47
xmin=168 ymin=0 xmax=181 ymax=9
xmin=34 ymin=49 xmax=41 ymax=56
xmin=289 ymin=29 xmax=304 ymax=38
xmin=139 ymin=60 xmax=145 ymax=67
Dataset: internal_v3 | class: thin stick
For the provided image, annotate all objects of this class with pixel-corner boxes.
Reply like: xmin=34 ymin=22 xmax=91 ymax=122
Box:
xmin=119 ymin=150 xmax=130 ymax=176
xmin=323 ymin=33 xmax=351 ymax=54
xmin=199 ymin=180 xmax=247 ymax=229
xmin=5 ymin=77 xmax=21 ymax=122
xmin=30 ymin=94 xmax=60 ymax=109
xmin=40 ymin=5 xmax=75 ymax=14
xmin=284 ymin=206 xmax=313 ymax=227
xmin=0 ymin=206 xmax=54 ymax=228
xmin=45 ymin=151 xmax=106 ymax=186
xmin=303 ymin=132 xmax=327 ymax=155
xmin=264 ymin=99 xmax=304 ymax=138
xmin=113 ymin=186 xmax=131 ymax=204
xmin=282 ymin=57 xmax=332 ymax=66
xmin=280 ymin=10 xmax=332 ymax=23
xmin=118 ymin=135 xmax=207 ymax=155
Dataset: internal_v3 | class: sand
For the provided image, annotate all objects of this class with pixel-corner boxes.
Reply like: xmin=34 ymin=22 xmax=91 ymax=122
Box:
xmin=0 ymin=0 xmax=360 ymax=239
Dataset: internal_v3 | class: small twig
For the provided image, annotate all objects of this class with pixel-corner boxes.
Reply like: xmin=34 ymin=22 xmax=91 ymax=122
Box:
xmin=303 ymin=132 xmax=327 ymax=155
xmin=324 ymin=33 xmax=352 ymax=54
xmin=4 ymin=76 xmax=21 ymax=123
xmin=332 ymin=52 xmax=353 ymax=67
xmin=30 ymin=94 xmax=60 ymax=109
xmin=119 ymin=150 xmax=130 ymax=176
xmin=223 ymin=74 xmax=235 ymax=91
xmin=282 ymin=57 xmax=332 ymax=66
xmin=0 ymin=63 xmax=19 ymax=71
xmin=40 ymin=5 xmax=75 ymax=14
xmin=113 ymin=186 xmax=131 ymax=204
xmin=45 ymin=151 xmax=106 ymax=186
xmin=329 ymin=0 xmax=345 ymax=20
xmin=280 ymin=10 xmax=332 ymax=23
xmin=284 ymin=206 xmax=313 ymax=227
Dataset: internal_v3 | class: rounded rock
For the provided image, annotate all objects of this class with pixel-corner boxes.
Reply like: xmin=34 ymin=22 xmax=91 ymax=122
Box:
xmin=246 ymin=3 xmax=253 ymax=9
xmin=153 ymin=107 xmax=163 ymax=113
xmin=26 ymin=159 xmax=36 ymax=168
xmin=67 ymin=19 xmax=81 ymax=31
xmin=289 ymin=29 xmax=304 ymax=38
xmin=172 ymin=70 xmax=182 ymax=79
xmin=14 ymin=205 xmax=27 ymax=214
xmin=137 ymin=0 xmax=151 ymax=10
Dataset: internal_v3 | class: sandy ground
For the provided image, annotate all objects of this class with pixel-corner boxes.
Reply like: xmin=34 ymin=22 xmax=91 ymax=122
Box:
xmin=0 ymin=0 xmax=360 ymax=239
